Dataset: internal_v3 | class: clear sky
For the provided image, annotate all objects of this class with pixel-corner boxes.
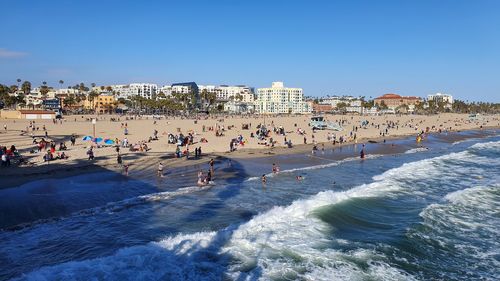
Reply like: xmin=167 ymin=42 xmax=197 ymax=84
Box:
xmin=1 ymin=0 xmax=499 ymax=102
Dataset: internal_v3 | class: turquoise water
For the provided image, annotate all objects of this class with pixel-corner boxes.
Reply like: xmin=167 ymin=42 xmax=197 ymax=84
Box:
xmin=0 ymin=132 xmax=499 ymax=280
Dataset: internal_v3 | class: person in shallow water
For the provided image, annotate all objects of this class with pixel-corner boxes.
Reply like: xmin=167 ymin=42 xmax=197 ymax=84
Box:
xmin=360 ymin=144 xmax=366 ymax=159
xmin=272 ymin=163 xmax=280 ymax=173
xmin=157 ymin=162 xmax=164 ymax=177
xmin=261 ymin=174 xmax=267 ymax=184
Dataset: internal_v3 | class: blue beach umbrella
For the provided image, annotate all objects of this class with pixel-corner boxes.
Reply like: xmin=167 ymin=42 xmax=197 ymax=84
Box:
xmin=94 ymin=137 xmax=103 ymax=143
xmin=104 ymin=139 xmax=115 ymax=145
xmin=82 ymin=136 xmax=92 ymax=141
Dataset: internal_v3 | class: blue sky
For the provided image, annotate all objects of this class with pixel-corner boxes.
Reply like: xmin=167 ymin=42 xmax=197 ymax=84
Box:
xmin=1 ymin=0 xmax=499 ymax=101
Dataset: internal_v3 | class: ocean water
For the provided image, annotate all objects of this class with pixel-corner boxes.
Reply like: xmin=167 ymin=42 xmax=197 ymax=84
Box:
xmin=0 ymin=132 xmax=499 ymax=281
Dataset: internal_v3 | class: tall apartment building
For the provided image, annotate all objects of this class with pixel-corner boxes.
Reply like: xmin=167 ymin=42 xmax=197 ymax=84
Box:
xmin=198 ymin=85 xmax=255 ymax=103
xmin=114 ymin=83 xmax=158 ymax=99
xmin=255 ymin=82 xmax=311 ymax=114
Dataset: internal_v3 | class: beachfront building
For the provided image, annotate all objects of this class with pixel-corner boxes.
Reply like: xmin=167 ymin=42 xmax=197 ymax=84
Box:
xmin=255 ymin=82 xmax=311 ymax=114
xmin=114 ymin=83 xmax=158 ymax=99
xmin=84 ymin=93 xmax=116 ymax=114
xmin=218 ymin=85 xmax=254 ymax=102
xmin=224 ymin=100 xmax=255 ymax=114
xmin=374 ymin=93 xmax=421 ymax=110
xmin=42 ymin=98 xmax=61 ymax=110
xmin=428 ymin=93 xmax=453 ymax=108
xmin=55 ymin=88 xmax=80 ymax=96
xmin=198 ymin=85 xmax=255 ymax=102
xmin=170 ymin=82 xmax=200 ymax=107
xmin=312 ymin=103 xmax=333 ymax=113
xmin=0 ymin=109 xmax=56 ymax=119
xmin=157 ymin=85 xmax=172 ymax=98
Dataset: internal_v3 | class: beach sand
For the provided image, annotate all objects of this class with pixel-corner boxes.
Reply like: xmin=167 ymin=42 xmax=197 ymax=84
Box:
xmin=1 ymin=113 xmax=498 ymax=188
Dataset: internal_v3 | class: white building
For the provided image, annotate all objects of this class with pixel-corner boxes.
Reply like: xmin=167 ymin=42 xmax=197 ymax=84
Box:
xmin=114 ymin=83 xmax=158 ymax=99
xmin=217 ymin=85 xmax=254 ymax=102
xmin=428 ymin=93 xmax=453 ymax=105
xmin=323 ymin=96 xmax=359 ymax=109
xmin=224 ymin=100 xmax=255 ymax=114
xmin=158 ymin=85 xmax=173 ymax=97
xmin=55 ymin=88 xmax=79 ymax=95
xmin=255 ymin=82 xmax=311 ymax=114
xmin=171 ymin=85 xmax=190 ymax=95
xmin=198 ymin=85 xmax=255 ymax=103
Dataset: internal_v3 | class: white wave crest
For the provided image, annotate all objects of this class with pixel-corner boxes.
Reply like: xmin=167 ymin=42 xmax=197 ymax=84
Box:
xmin=246 ymin=154 xmax=380 ymax=182
xmin=16 ymin=146 xmax=498 ymax=280
xmin=404 ymin=147 xmax=429 ymax=154
xmin=17 ymin=158 xmax=421 ymax=281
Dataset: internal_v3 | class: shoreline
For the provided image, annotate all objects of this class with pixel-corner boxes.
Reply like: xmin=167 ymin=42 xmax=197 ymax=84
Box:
xmin=1 ymin=126 xmax=498 ymax=190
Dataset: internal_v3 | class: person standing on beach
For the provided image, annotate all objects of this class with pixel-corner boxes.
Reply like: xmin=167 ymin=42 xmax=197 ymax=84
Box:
xmin=70 ymin=135 xmax=76 ymax=146
xmin=158 ymin=162 xmax=164 ymax=177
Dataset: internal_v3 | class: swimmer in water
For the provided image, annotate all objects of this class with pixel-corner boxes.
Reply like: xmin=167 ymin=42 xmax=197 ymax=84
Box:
xmin=261 ymin=174 xmax=267 ymax=184
xmin=296 ymin=175 xmax=304 ymax=181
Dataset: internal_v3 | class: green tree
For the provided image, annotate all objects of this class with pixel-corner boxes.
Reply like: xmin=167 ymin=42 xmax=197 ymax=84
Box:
xmin=88 ymin=90 xmax=100 ymax=111
xmin=40 ymin=81 xmax=50 ymax=98
xmin=59 ymin=80 xmax=64 ymax=89
xmin=21 ymin=81 xmax=31 ymax=95
xmin=64 ymin=95 xmax=76 ymax=108
xmin=9 ymin=85 xmax=18 ymax=94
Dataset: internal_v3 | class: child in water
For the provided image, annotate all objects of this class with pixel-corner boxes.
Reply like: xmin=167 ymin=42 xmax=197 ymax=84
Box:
xmin=261 ymin=174 xmax=267 ymax=184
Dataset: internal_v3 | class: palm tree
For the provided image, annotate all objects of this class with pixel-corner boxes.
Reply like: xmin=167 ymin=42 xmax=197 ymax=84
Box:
xmin=59 ymin=80 xmax=64 ymax=89
xmin=40 ymin=82 xmax=50 ymax=99
xmin=88 ymin=90 xmax=100 ymax=112
xmin=16 ymin=79 xmax=21 ymax=89
xmin=21 ymin=81 xmax=31 ymax=94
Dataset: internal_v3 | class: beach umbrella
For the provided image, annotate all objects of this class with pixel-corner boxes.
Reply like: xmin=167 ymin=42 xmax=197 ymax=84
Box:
xmin=82 ymin=136 xmax=92 ymax=141
xmin=104 ymin=139 xmax=115 ymax=145
xmin=94 ymin=137 xmax=103 ymax=143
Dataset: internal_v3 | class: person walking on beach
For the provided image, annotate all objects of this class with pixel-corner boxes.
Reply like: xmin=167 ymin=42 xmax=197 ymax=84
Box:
xmin=158 ymin=162 xmax=164 ymax=177
xmin=70 ymin=135 xmax=76 ymax=146
xmin=87 ymin=148 xmax=94 ymax=160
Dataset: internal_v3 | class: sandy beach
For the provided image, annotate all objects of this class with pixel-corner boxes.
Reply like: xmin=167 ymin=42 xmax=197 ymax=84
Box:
xmin=1 ymin=113 xmax=499 ymax=188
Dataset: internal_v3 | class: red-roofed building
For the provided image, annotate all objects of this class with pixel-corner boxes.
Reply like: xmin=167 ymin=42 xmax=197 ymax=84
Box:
xmin=374 ymin=93 xmax=421 ymax=109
